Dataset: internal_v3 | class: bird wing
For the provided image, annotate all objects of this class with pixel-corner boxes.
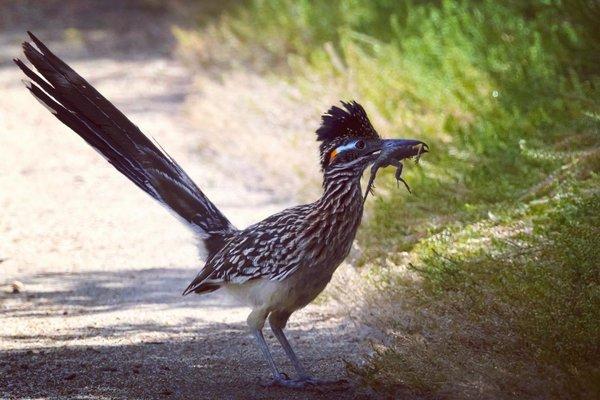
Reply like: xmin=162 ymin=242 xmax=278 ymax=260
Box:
xmin=15 ymin=32 xmax=236 ymax=257
xmin=182 ymin=205 xmax=310 ymax=295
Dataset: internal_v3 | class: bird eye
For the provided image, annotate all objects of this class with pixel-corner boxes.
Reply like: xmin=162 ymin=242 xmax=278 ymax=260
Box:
xmin=355 ymin=140 xmax=365 ymax=150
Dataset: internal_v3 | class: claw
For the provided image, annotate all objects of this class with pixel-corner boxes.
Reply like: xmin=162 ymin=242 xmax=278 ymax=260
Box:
xmin=261 ymin=372 xmax=302 ymax=388
xmin=397 ymin=177 xmax=411 ymax=193
xmin=264 ymin=378 xmax=307 ymax=389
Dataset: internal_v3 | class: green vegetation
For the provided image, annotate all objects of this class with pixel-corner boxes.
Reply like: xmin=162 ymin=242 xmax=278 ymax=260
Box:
xmin=183 ymin=0 xmax=599 ymax=397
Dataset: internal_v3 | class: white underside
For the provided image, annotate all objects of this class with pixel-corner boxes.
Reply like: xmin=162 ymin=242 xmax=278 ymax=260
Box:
xmin=221 ymin=278 xmax=291 ymax=310
xmin=218 ymin=268 xmax=332 ymax=319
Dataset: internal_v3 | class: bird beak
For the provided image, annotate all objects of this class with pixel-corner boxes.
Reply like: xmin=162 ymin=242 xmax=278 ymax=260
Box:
xmin=378 ymin=139 xmax=429 ymax=161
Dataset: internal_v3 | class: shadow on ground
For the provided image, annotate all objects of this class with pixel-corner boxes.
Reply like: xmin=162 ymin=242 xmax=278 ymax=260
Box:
xmin=0 ymin=327 xmax=364 ymax=400
xmin=0 ymin=267 xmax=226 ymax=318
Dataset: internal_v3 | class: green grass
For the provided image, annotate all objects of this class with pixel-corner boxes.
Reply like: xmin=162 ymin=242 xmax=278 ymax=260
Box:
xmin=182 ymin=0 xmax=600 ymax=397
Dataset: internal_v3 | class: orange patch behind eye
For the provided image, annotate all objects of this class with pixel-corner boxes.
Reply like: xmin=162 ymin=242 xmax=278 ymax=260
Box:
xmin=329 ymin=149 xmax=338 ymax=163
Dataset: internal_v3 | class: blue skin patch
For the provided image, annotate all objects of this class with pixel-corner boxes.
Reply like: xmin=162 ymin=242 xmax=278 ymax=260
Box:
xmin=334 ymin=140 xmax=359 ymax=155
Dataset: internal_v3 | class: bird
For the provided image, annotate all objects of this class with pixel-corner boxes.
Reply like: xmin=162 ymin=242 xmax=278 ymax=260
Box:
xmin=14 ymin=31 xmax=428 ymax=388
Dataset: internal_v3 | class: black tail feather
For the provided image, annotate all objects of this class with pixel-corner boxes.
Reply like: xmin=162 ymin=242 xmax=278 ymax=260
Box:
xmin=15 ymin=32 xmax=236 ymax=256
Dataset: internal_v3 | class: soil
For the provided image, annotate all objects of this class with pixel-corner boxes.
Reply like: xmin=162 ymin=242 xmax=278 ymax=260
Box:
xmin=0 ymin=2 xmax=376 ymax=399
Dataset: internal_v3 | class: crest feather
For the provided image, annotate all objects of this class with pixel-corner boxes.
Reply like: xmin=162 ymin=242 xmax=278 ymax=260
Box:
xmin=316 ymin=101 xmax=379 ymax=170
xmin=316 ymin=101 xmax=379 ymax=143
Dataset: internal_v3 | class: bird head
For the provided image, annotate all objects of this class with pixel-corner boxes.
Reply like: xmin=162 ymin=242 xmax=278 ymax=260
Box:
xmin=316 ymin=101 xmax=427 ymax=175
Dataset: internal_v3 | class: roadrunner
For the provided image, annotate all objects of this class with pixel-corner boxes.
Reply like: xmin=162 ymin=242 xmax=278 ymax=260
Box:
xmin=15 ymin=32 xmax=428 ymax=388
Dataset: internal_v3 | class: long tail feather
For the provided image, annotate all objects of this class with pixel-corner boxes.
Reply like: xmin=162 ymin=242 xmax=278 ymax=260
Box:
xmin=15 ymin=32 xmax=236 ymax=256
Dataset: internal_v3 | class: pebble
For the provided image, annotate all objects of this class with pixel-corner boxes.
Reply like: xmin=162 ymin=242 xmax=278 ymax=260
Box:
xmin=65 ymin=373 xmax=77 ymax=380
xmin=11 ymin=281 xmax=24 ymax=294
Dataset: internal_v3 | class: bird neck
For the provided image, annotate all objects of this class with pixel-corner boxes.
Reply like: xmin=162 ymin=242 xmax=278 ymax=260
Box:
xmin=318 ymin=167 xmax=364 ymax=214
xmin=297 ymin=167 xmax=364 ymax=275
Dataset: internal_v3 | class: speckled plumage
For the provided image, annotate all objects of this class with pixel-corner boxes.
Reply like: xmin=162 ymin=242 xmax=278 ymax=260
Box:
xmin=183 ymin=164 xmax=365 ymax=306
xmin=17 ymin=32 xmax=427 ymax=387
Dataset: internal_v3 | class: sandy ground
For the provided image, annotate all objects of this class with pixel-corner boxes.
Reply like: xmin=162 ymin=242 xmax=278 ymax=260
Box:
xmin=0 ymin=2 xmax=375 ymax=399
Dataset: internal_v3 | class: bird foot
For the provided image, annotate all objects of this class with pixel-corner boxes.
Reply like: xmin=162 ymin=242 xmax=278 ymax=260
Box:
xmin=262 ymin=374 xmax=347 ymax=389
xmin=261 ymin=373 xmax=304 ymax=389
xmin=298 ymin=376 xmax=348 ymax=386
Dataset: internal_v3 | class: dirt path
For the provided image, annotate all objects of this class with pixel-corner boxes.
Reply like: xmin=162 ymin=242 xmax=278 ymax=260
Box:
xmin=0 ymin=2 xmax=370 ymax=399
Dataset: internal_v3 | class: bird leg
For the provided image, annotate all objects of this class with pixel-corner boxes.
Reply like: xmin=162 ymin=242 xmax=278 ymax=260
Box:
xmin=270 ymin=325 xmax=346 ymax=386
xmin=250 ymin=309 xmax=312 ymax=389
xmin=252 ymin=329 xmax=282 ymax=379
xmin=268 ymin=311 xmax=309 ymax=379
xmin=252 ymin=329 xmax=302 ymax=388
xmin=270 ymin=325 xmax=309 ymax=379
xmin=268 ymin=312 xmax=346 ymax=387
